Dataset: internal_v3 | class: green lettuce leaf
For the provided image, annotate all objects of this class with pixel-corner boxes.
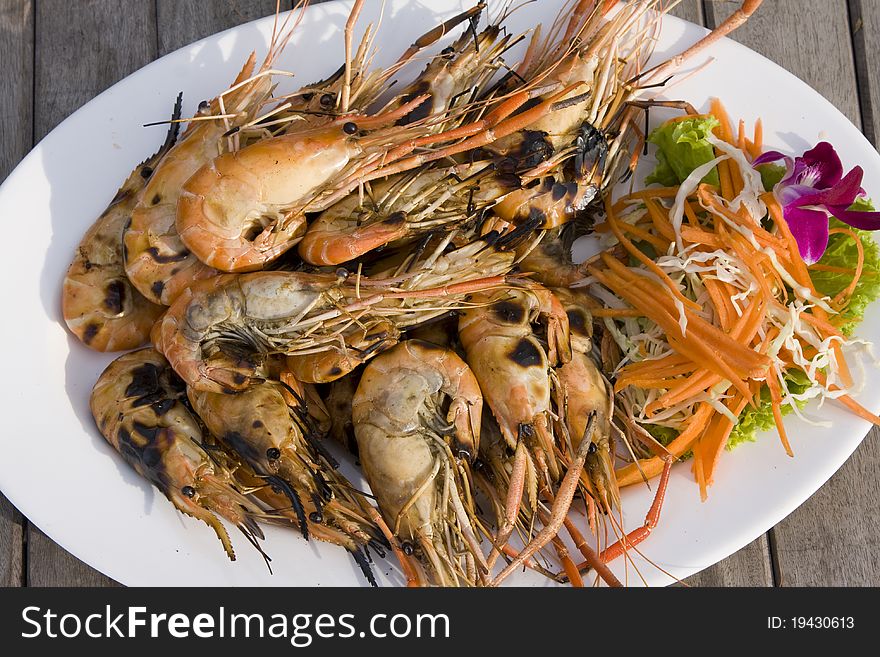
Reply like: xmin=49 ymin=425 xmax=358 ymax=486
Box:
xmin=810 ymin=198 xmax=880 ymax=335
xmin=757 ymin=163 xmax=786 ymax=192
xmin=645 ymin=116 xmax=721 ymax=187
xmin=727 ymin=371 xmax=811 ymax=450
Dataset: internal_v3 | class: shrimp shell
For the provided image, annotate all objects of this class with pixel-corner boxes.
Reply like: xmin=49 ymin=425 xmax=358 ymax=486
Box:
xmin=353 ymin=340 xmax=487 ymax=586
xmin=61 ymin=96 xmax=182 ymax=351
xmin=90 ymin=348 xmax=265 ymax=560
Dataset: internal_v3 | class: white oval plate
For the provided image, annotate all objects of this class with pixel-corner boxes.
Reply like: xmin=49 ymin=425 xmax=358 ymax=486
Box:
xmin=1 ymin=0 xmax=877 ymax=587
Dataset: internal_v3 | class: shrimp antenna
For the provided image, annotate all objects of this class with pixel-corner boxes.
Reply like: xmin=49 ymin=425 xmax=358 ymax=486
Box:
xmin=262 ymin=473 xmax=310 ymax=540
xmin=239 ymin=524 xmax=274 ymax=574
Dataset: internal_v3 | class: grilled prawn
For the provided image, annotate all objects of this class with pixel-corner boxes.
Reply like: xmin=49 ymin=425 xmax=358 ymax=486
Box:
xmin=188 ymin=379 xmax=387 ymax=586
xmin=90 ymin=348 xmax=265 ymax=560
xmin=353 ymin=340 xmax=487 ymax=586
xmin=61 ymin=97 xmax=181 ymax=351
xmin=123 ymin=11 xmax=301 ymax=306
xmin=152 ymin=238 xmax=516 ymax=392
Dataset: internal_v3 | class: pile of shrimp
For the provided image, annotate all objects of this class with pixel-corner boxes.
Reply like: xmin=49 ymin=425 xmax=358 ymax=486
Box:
xmin=63 ymin=0 xmax=763 ymax=586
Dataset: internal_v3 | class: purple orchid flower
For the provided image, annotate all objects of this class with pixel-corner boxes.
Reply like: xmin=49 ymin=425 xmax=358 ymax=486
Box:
xmin=753 ymin=141 xmax=880 ymax=264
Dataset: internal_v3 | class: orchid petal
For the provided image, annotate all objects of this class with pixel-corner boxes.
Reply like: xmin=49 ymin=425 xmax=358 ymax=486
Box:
xmin=790 ymin=167 xmax=864 ymax=208
xmin=799 ymin=141 xmax=843 ymax=187
xmin=784 ymin=206 xmax=830 ymax=265
xmin=828 ymin=204 xmax=880 ymax=231
xmin=752 ymin=150 xmax=788 ymax=166
xmin=776 ymin=183 xmax=817 ymax=207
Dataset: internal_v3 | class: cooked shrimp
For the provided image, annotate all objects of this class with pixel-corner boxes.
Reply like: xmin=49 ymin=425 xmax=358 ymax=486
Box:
xmin=153 ymin=238 xmax=516 ymax=392
xmin=188 ymin=379 xmax=387 ymax=586
xmin=297 ymin=162 xmax=503 ymax=266
xmin=457 ymin=282 xmax=571 ymax=563
xmin=174 ymin=51 xmax=590 ymax=272
xmin=90 ymin=348 xmax=266 ymax=560
xmin=278 ymin=3 xmax=490 ymax=131
xmin=352 ymin=340 xmax=487 ymax=586
xmin=551 ymin=287 xmax=617 ymax=511
xmin=124 ymin=11 xmax=300 ymax=305
xmin=61 ymin=96 xmax=181 ymax=350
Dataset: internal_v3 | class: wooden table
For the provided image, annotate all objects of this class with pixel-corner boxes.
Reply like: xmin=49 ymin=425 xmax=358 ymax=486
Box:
xmin=1 ymin=0 xmax=878 ymax=587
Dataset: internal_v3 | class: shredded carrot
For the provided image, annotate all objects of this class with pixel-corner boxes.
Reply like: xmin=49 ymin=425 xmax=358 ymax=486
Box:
xmin=710 ymin=98 xmax=735 ymax=144
xmin=728 ymin=156 xmax=745 ymax=198
xmin=684 ymin=202 xmax=702 ymax=227
xmin=703 ymin=278 xmax=732 ymax=330
xmin=592 ymin=272 xmax=765 ymax=403
xmin=680 ymin=226 xmax=725 ymax=248
xmin=607 ymin=105 xmax=876 ymax=500
xmin=752 ymin=118 xmax=763 ymax=158
xmin=607 ymin=217 xmax=670 ymax=252
xmin=765 ymin=365 xmax=794 ymax=457
xmin=692 ymin=437 xmax=707 ymax=500
xmin=827 ymin=226 xmax=865 ymax=306
xmin=605 ymin=196 xmax=700 ymax=312
xmin=590 ymin=308 xmax=643 ymax=318
xmin=697 ymin=391 xmax=751 ymax=495
xmin=717 ymin=158 xmax=735 ymax=202
xmin=643 ymin=198 xmax=679 ymax=244
xmin=617 ymin=403 xmax=716 ymax=486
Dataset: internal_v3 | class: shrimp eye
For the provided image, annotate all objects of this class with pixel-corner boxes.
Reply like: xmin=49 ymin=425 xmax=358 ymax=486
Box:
xmin=587 ymin=442 xmax=597 ymax=454
xmin=198 ymin=100 xmax=209 ymax=111
xmin=181 ymin=486 xmax=196 ymax=498
xmin=343 ymin=121 xmax=358 ymax=135
xmin=320 ymin=93 xmax=335 ymax=107
xmin=401 ymin=541 xmax=415 ymax=556
xmin=309 ymin=511 xmax=323 ymax=523
xmin=266 ymin=448 xmax=281 ymax=460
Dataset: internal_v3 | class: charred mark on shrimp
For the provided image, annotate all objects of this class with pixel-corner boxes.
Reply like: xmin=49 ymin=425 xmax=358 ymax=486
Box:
xmin=493 ymin=300 xmax=526 ymax=324
xmin=567 ymin=308 xmax=591 ymax=338
xmin=146 ymin=247 xmax=190 ymax=264
xmin=82 ymin=323 xmax=99 ymax=345
xmin=508 ymin=337 xmax=543 ymax=368
xmin=103 ymin=279 xmax=126 ymax=315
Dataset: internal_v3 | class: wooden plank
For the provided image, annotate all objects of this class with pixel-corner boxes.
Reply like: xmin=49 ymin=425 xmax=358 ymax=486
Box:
xmin=705 ymin=0 xmax=876 ymax=586
xmin=771 ymin=436 xmax=880 ymax=585
xmin=669 ymin=0 xmax=704 ymax=24
xmin=704 ymin=0 xmax=860 ymax=124
xmin=0 ymin=495 xmax=24 ymax=587
xmin=850 ymin=0 xmax=879 ymax=145
xmin=27 ymin=0 xmax=159 ymax=586
xmin=685 ymin=537 xmax=774 ymax=586
xmin=0 ymin=0 xmax=33 ymax=591
xmin=0 ymin=0 xmax=33 ymax=181
xmin=156 ymin=0 xmax=281 ymax=56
